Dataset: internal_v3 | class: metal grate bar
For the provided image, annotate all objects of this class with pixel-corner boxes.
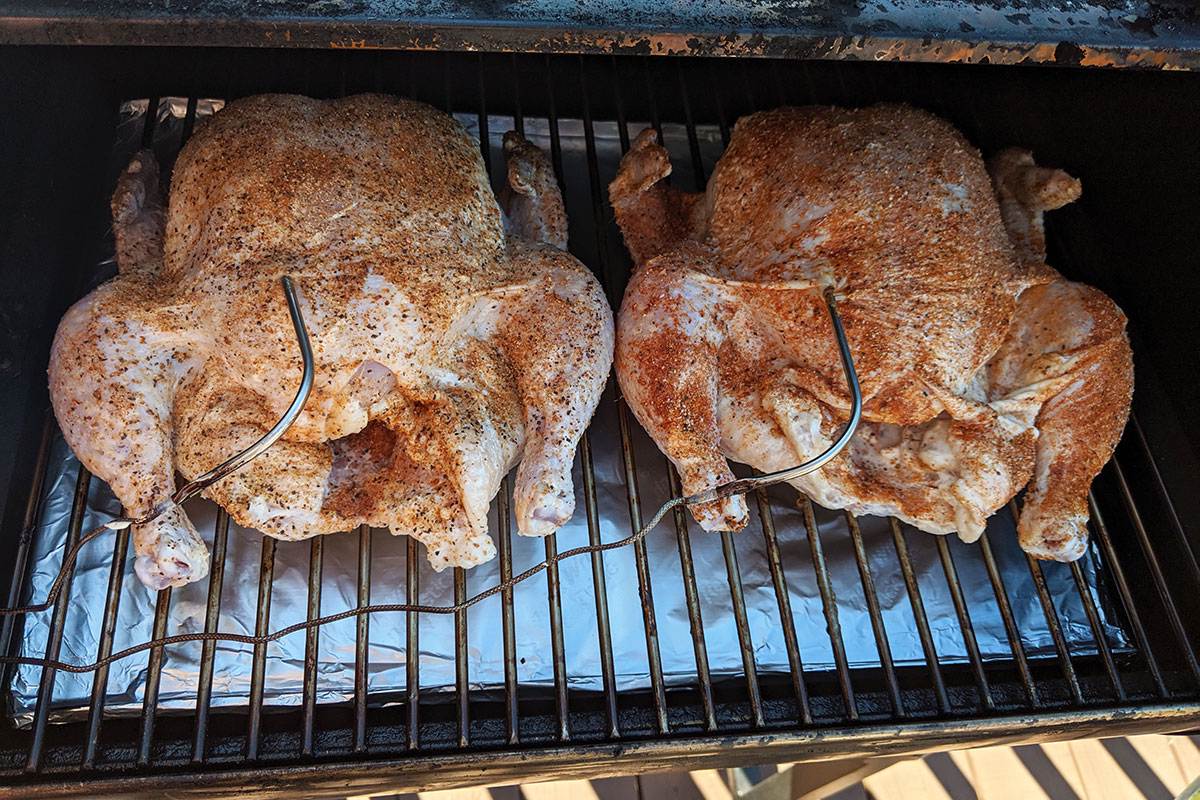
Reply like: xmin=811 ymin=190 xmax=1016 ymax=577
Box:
xmin=677 ymin=63 xmax=708 ymax=185
xmin=138 ymin=586 xmax=173 ymax=765
xmin=301 ymin=536 xmax=324 ymax=756
xmin=845 ymin=513 xmax=904 ymax=716
xmin=537 ymin=70 xmax=618 ymax=737
xmin=544 ymin=75 xmax=607 ymax=736
xmin=801 ymin=497 xmax=858 ymax=721
xmin=454 ymin=568 xmax=470 ymax=748
xmin=246 ymin=536 xmax=276 ymax=759
xmin=1025 ymin=553 xmax=1084 ymax=705
xmin=81 ymin=525 xmax=130 ymax=768
xmin=1069 ymin=560 xmax=1125 ymax=701
xmin=405 ymin=537 xmax=420 ymax=749
xmin=580 ymin=435 xmax=619 ymax=738
xmin=614 ymin=359 xmax=668 ymax=734
xmin=26 ymin=467 xmax=91 ymax=773
xmin=475 ymin=54 xmax=492 ymax=175
xmin=707 ymin=61 xmax=733 ymax=146
xmin=508 ymin=63 xmax=569 ymax=741
xmin=977 ymin=532 xmax=1039 ymax=706
xmin=935 ymin=539 xmax=994 ymax=711
xmin=673 ymin=67 xmax=763 ymax=727
xmin=668 ymin=467 xmax=717 ymax=732
xmin=672 ymin=70 xmax=763 ymax=724
xmin=1008 ymin=499 xmax=1083 ymax=706
xmin=141 ymin=96 xmax=159 ymax=149
xmin=1087 ymin=494 xmax=1167 ymax=697
xmin=355 ymin=527 xmax=371 ymax=753
xmin=1032 ymin=216 xmax=1171 ymax=703
xmin=756 ymin=492 xmax=813 ymax=725
xmin=891 ymin=520 xmax=951 ymax=714
xmin=497 ymin=479 xmax=519 ymax=745
xmin=1109 ymin=460 xmax=1200 ymax=681
xmin=192 ymin=511 xmax=230 ymax=763
xmin=0 ymin=419 xmax=53 ymax=695
xmin=181 ymin=96 xmax=199 ymax=143
xmin=479 ymin=61 xmax=517 ymax=746
xmin=589 ymin=63 xmax=669 ymax=736
xmin=544 ymin=530 xmax=570 ymax=741
xmin=721 ymin=531 xmax=765 ymax=728
xmin=1130 ymin=417 xmax=1200 ymax=581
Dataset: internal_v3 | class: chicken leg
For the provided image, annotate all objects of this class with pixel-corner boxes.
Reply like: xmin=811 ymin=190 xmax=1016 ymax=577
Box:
xmin=493 ymin=132 xmax=615 ymax=536
xmin=987 ymin=150 xmax=1134 ymax=560
xmin=50 ymin=153 xmax=210 ymax=590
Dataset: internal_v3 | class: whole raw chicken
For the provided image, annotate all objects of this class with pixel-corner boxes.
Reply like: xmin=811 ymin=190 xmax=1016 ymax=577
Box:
xmin=50 ymin=94 xmax=613 ymax=590
xmin=610 ymin=104 xmax=1131 ymax=561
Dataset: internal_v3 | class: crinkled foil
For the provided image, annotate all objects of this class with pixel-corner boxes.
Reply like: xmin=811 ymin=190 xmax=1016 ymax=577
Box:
xmin=9 ymin=99 xmax=1130 ymax=725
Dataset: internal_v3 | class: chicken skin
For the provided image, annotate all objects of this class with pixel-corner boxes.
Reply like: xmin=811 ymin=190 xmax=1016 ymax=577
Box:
xmin=610 ymin=104 xmax=1131 ymax=561
xmin=50 ymin=94 xmax=613 ymax=589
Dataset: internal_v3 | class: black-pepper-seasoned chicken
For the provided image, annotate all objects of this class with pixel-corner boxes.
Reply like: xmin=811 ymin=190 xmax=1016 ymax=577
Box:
xmin=50 ymin=94 xmax=614 ymax=589
xmin=610 ymin=104 xmax=1132 ymax=561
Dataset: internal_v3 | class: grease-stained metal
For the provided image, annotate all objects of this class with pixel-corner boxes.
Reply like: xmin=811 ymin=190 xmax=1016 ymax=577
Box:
xmin=0 ymin=1 xmax=1198 ymax=69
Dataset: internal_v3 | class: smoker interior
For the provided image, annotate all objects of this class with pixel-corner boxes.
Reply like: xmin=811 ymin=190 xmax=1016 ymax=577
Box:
xmin=1 ymin=48 xmax=1199 ymax=797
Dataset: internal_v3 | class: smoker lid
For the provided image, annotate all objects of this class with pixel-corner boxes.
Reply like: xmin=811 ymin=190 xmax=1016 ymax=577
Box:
xmin=0 ymin=0 xmax=1198 ymax=69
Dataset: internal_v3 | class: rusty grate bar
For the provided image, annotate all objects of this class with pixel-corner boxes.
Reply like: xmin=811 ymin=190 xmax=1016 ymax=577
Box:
xmin=578 ymin=57 xmax=669 ymax=736
xmin=0 ymin=420 xmax=53 ymax=703
xmin=801 ymin=498 xmax=858 ymax=721
xmin=192 ymin=511 xmax=230 ymax=763
xmin=1129 ymin=418 xmax=1200 ymax=581
xmin=1024 ymin=551 xmax=1084 ymax=705
xmin=1109 ymin=460 xmax=1200 ymax=682
xmin=455 ymin=567 xmax=470 ymax=748
xmin=674 ymin=69 xmax=763 ymax=727
xmin=756 ymin=492 xmax=812 ymax=725
xmin=977 ymin=532 xmax=1039 ymax=707
xmin=25 ymin=467 xmax=90 ymax=773
xmin=138 ymin=586 xmax=173 ymax=765
xmin=721 ymin=531 xmax=765 ymax=728
xmin=302 ymin=536 xmax=324 ymax=757
xmin=845 ymin=513 xmax=904 ymax=716
xmin=507 ymin=61 xmax=569 ymax=741
xmin=1087 ymin=494 xmax=1167 ymax=697
xmin=355 ymin=527 xmax=371 ymax=753
xmin=1069 ymin=560 xmax=1125 ymax=701
xmin=405 ymin=537 xmax=420 ymax=749
xmin=246 ymin=536 xmax=276 ymax=760
xmin=936 ymin=538 xmax=994 ymax=712
xmin=544 ymin=60 xmax=617 ymax=741
xmin=81 ymin=525 xmax=129 ymax=769
xmin=496 ymin=480 xmax=519 ymax=746
xmin=669 ymin=466 xmax=718 ymax=732
xmin=891 ymin=520 xmax=951 ymax=715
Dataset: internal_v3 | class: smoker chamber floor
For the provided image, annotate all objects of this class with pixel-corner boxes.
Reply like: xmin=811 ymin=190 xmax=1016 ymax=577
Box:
xmin=0 ymin=52 xmax=1197 ymax=798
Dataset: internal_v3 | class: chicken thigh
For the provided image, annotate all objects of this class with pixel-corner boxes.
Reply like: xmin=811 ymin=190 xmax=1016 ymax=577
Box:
xmin=611 ymin=104 xmax=1131 ymax=560
xmin=50 ymin=94 xmax=613 ymax=589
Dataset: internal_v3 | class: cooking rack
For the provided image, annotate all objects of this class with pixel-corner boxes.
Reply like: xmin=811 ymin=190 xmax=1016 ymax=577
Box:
xmin=0 ymin=53 xmax=1198 ymax=797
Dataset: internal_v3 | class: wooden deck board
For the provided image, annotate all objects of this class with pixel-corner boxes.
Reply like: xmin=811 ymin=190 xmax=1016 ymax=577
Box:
xmin=372 ymin=735 xmax=1200 ymax=800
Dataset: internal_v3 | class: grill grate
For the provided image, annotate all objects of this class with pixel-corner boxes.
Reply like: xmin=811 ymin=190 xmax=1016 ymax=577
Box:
xmin=0 ymin=53 xmax=1197 ymax=797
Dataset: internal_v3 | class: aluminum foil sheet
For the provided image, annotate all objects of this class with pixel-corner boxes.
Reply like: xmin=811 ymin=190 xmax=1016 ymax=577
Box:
xmin=9 ymin=99 xmax=1130 ymax=724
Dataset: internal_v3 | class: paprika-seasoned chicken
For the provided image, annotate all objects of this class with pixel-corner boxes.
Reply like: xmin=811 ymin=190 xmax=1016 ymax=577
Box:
xmin=610 ymin=104 xmax=1131 ymax=561
xmin=50 ymin=94 xmax=613 ymax=589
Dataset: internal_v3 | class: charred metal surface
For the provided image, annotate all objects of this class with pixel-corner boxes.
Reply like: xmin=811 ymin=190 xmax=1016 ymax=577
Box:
xmin=0 ymin=1 xmax=1198 ymax=68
